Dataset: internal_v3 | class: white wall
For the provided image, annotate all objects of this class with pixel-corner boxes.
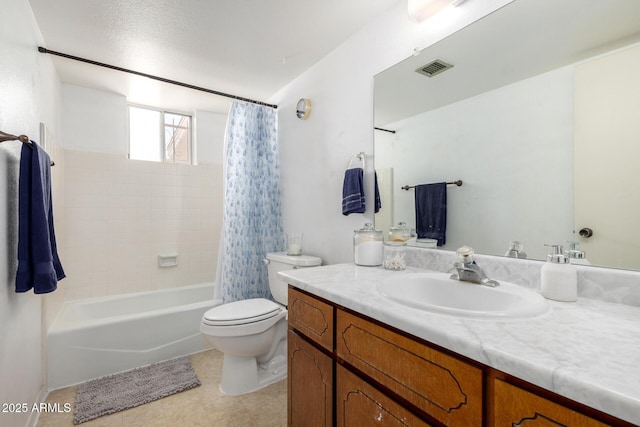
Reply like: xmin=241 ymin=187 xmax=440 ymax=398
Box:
xmin=270 ymin=0 xmax=514 ymax=265
xmin=0 ymin=1 xmax=63 ymax=425
xmin=377 ymin=66 xmax=574 ymax=260
xmin=62 ymin=84 xmax=128 ymax=154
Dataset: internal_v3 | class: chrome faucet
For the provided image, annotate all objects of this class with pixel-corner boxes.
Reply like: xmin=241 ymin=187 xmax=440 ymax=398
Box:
xmin=450 ymin=246 xmax=499 ymax=287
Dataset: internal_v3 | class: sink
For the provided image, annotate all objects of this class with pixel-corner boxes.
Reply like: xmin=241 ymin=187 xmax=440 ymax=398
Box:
xmin=377 ymin=272 xmax=548 ymax=319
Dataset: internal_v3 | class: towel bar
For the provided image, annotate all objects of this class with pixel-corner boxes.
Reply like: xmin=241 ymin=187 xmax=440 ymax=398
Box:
xmin=402 ymin=180 xmax=463 ymax=190
xmin=0 ymin=129 xmax=55 ymax=166
xmin=346 ymin=152 xmax=365 ymax=171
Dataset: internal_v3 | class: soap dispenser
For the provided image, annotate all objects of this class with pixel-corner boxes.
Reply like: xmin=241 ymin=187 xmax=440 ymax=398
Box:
xmin=540 ymin=244 xmax=577 ymax=302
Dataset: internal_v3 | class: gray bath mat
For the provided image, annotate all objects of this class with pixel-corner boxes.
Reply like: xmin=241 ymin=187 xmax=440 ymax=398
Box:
xmin=73 ymin=356 xmax=200 ymax=424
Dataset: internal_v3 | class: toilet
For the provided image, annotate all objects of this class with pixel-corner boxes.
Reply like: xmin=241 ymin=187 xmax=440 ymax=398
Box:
xmin=200 ymin=251 xmax=322 ymax=395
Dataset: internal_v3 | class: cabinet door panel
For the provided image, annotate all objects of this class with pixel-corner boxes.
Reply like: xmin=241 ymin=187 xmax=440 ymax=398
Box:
xmin=493 ymin=379 xmax=610 ymax=427
xmin=288 ymin=330 xmax=333 ymax=427
xmin=288 ymin=288 xmax=334 ymax=351
xmin=336 ymin=310 xmax=482 ymax=426
xmin=337 ymin=364 xmax=432 ymax=427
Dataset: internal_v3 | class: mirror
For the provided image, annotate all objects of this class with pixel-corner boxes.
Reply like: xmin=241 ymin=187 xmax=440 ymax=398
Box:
xmin=374 ymin=0 xmax=640 ymax=270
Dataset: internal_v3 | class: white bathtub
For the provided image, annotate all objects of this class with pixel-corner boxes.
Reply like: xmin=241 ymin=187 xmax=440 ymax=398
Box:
xmin=47 ymin=283 xmax=221 ymax=390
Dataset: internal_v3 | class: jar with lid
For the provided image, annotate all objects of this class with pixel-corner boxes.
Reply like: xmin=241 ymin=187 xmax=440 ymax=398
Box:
xmin=383 ymin=241 xmax=406 ymax=270
xmin=388 ymin=221 xmax=413 ymax=243
xmin=353 ymin=223 xmax=383 ymax=266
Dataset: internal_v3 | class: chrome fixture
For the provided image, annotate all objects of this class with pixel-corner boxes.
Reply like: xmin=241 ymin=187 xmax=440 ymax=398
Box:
xmin=450 ymin=246 xmax=499 ymax=287
xmin=504 ymin=240 xmax=527 ymax=259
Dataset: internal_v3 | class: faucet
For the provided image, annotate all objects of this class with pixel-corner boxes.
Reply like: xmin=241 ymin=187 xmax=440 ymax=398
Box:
xmin=450 ymin=246 xmax=499 ymax=287
xmin=504 ymin=240 xmax=527 ymax=259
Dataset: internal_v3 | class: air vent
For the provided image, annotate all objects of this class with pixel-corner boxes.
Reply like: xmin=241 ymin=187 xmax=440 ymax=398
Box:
xmin=415 ymin=59 xmax=454 ymax=78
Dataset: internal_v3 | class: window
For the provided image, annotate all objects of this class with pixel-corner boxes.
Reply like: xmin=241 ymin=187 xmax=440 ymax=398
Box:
xmin=129 ymin=105 xmax=192 ymax=164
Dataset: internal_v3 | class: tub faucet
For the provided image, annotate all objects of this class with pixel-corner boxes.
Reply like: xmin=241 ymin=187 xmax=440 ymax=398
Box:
xmin=450 ymin=246 xmax=499 ymax=287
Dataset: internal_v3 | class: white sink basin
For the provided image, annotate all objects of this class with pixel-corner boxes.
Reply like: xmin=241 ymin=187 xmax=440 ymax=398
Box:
xmin=377 ymin=272 xmax=548 ymax=319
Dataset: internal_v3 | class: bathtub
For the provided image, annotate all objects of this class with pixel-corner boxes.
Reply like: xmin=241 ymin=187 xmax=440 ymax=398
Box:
xmin=47 ymin=283 xmax=221 ymax=390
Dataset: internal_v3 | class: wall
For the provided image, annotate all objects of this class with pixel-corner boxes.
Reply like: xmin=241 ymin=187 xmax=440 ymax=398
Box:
xmin=270 ymin=0 xmax=514 ymax=265
xmin=0 ymin=1 xmax=63 ymax=425
xmin=574 ymin=44 xmax=640 ymax=269
xmin=61 ymin=84 xmax=225 ymax=300
xmin=376 ymin=66 xmax=574 ymax=260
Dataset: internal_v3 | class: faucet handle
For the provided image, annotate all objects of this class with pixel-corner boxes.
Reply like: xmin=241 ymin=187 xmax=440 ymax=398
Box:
xmin=456 ymin=246 xmax=475 ymax=264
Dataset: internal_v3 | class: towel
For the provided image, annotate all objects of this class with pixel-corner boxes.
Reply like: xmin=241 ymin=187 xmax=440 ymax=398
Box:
xmin=374 ymin=172 xmax=381 ymax=214
xmin=342 ymin=168 xmax=365 ymax=215
xmin=415 ymin=182 xmax=447 ymax=246
xmin=15 ymin=141 xmax=65 ymax=294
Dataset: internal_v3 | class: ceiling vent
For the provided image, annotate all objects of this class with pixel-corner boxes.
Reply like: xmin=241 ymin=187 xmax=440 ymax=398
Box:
xmin=415 ymin=59 xmax=454 ymax=78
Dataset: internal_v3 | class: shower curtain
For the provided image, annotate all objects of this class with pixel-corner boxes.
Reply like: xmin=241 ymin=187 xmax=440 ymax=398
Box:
xmin=215 ymin=101 xmax=284 ymax=303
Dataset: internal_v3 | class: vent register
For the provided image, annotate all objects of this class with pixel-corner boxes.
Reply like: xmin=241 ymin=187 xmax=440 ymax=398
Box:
xmin=415 ymin=59 xmax=454 ymax=77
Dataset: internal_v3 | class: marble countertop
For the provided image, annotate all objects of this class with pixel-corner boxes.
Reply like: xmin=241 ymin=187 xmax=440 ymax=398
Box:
xmin=280 ymin=263 xmax=640 ymax=425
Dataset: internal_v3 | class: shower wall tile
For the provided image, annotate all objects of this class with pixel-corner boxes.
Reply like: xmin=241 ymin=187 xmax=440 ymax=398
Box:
xmin=62 ymin=149 xmax=222 ymax=301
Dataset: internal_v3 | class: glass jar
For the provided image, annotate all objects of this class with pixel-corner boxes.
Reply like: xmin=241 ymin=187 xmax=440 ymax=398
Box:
xmin=353 ymin=223 xmax=383 ymax=266
xmin=383 ymin=242 xmax=406 ymax=270
xmin=388 ymin=221 xmax=412 ymax=243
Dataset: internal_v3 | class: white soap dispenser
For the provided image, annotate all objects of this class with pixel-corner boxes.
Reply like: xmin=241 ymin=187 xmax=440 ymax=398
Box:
xmin=540 ymin=244 xmax=577 ymax=302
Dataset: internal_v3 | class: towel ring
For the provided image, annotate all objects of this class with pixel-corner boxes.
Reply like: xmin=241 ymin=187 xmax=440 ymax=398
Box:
xmin=346 ymin=152 xmax=365 ymax=171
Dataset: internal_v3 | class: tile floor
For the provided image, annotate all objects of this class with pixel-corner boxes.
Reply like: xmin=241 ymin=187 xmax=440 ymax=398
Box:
xmin=37 ymin=349 xmax=287 ymax=426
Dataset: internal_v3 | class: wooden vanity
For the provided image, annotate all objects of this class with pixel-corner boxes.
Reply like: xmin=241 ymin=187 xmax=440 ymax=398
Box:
xmin=287 ymin=287 xmax=634 ymax=426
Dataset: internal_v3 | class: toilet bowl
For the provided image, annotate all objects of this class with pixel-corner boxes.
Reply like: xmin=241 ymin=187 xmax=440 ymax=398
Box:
xmin=200 ymin=251 xmax=321 ymax=395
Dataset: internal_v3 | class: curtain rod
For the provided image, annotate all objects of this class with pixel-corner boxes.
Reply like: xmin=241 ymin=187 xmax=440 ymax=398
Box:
xmin=374 ymin=127 xmax=396 ymax=134
xmin=38 ymin=47 xmax=278 ymax=109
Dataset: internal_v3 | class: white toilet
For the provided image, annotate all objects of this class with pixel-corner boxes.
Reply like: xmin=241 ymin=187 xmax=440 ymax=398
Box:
xmin=200 ymin=251 xmax=322 ymax=395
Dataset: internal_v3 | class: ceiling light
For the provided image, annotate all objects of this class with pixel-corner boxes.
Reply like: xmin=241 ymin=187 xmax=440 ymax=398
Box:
xmin=408 ymin=0 xmax=467 ymax=24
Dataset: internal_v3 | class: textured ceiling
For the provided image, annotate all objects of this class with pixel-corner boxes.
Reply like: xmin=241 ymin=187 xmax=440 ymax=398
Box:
xmin=28 ymin=0 xmax=401 ymax=112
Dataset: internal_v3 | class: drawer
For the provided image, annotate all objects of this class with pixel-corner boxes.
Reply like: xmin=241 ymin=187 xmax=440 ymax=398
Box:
xmin=288 ymin=287 xmax=334 ymax=351
xmin=336 ymin=364 xmax=432 ymax=426
xmin=336 ymin=310 xmax=482 ymax=426
xmin=493 ymin=379 xmax=610 ymax=427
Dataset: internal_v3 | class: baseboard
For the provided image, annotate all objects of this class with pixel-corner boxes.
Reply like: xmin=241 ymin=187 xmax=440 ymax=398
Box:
xmin=25 ymin=386 xmax=48 ymax=427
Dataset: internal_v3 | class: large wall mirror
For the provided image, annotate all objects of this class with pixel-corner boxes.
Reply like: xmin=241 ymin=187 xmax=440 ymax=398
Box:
xmin=374 ymin=0 xmax=640 ymax=270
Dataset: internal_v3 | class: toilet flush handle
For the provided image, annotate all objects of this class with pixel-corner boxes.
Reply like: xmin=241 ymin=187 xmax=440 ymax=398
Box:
xmin=262 ymin=258 xmax=270 ymax=265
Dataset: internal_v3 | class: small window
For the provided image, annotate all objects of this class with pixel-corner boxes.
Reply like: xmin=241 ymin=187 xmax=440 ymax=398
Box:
xmin=129 ymin=105 xmax=192 ymax=164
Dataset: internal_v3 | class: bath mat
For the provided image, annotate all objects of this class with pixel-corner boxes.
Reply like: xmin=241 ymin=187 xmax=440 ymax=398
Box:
xmin=73 ymin=356 xmax=200 ymax=424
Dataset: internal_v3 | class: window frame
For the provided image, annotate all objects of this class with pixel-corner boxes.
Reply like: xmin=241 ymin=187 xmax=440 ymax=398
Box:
xmin=128 ymin=103 xmax=193 ymax=164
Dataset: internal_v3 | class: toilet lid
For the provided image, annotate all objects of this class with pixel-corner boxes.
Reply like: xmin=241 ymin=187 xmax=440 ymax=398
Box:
xmin=203 ymin=298 xmax=281 ymax=326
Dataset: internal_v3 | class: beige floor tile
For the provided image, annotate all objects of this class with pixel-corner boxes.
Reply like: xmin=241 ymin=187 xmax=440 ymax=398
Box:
xmin=36 ymin=349 xmax=287 ymax=427
xmin=121 ymin=400 xmax=166 ymax=426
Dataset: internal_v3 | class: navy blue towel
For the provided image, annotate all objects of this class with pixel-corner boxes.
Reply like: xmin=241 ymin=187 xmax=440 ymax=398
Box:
xmin=415 ymin=182 xmax=447 ymax=246
xmin=16 ymin=141 xmax=65 ymax=294
xmin=374 ymin=172 xmax=381 ymax=214
xmin=342 ymin=168 xmax=365 ymax=215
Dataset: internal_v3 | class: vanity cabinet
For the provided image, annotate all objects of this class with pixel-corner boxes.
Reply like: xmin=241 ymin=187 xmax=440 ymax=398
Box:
xmin=288 ymin=287 xmax=629 ymax=427
xmin=336 ymin=364 xmax=431 ymax=426
xmin=492 ymin=379 xmax=609 ymax=427
xmin=336 ymin=310 xmax=482 ymax=426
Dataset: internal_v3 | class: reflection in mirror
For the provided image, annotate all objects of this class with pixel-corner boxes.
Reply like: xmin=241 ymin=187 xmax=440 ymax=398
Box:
xmin=374 ymin=0 xmax=640 ymax=270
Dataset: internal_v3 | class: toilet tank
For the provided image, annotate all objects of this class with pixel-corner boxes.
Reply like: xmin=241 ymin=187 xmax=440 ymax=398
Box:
xmin=265 ymin=252 xmax=322 ymax=305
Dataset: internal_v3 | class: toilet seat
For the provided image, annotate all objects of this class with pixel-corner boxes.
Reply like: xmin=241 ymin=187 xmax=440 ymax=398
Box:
xmin=202 ymin=298 xmax=281 ymax=326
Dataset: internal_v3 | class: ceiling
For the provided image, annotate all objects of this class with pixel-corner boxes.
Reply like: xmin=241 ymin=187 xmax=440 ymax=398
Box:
xmin=28 ymin=0 xmax=400 ymax=113
xmin=375 ymin=0 xmax=640 ymax=126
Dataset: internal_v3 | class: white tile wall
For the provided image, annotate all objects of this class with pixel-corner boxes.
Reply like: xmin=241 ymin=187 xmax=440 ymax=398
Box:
xmin=61 ymin=150 xmax=221 ymax=300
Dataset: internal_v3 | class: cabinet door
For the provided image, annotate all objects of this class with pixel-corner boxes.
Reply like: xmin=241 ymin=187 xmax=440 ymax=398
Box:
xmin=336 ymin=310 xmax=482 ymax=426
xmin=337 ymin=364 xmax=432 ymax=427
xmin=288 ymin=330 xmax=333 ymax=427
xmin=493 ymin=379 xmax=610 ymax=427
xmin=288 ymin=287 xmax=334 ymax=351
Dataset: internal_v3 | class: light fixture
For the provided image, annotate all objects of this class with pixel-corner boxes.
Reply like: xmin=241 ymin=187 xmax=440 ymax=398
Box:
xmin=408 ymin=0 xmax=467 ymax=24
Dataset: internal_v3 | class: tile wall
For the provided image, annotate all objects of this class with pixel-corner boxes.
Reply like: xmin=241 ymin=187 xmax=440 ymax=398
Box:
xmin=61 ymin=150 xmax=221 ymax=300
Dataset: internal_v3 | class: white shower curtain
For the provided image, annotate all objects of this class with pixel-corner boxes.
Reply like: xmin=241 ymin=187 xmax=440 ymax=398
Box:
xmin=214 ymin=101 xmax=284 ymax=303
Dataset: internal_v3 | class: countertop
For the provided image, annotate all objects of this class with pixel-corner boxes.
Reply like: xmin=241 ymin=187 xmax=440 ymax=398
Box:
xmin=280 ymin=263 xmax=640 ymax=426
